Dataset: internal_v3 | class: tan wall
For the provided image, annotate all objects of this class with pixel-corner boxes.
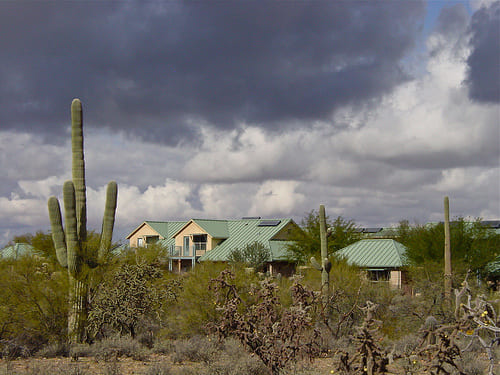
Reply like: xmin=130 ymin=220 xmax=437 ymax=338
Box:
xmin=390 ymin=270 xmax=402 ymax=289
xmin=129 ymin=224 xmax=164 ymax=247
xmin=211 ymin=238 xmax=224 ymax=249
xmin=174 ymin=222 xmax=212 ymax=248
xmin=271 ymin=222 xmax=296 ymax=240
xmin=174 ymin=222 xmax=214 ymax=256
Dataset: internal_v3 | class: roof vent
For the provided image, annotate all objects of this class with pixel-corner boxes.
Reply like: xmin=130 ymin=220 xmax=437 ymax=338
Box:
xmin=258 ymin=220 xmax=281 ymax=227
xmin=242 ymin=216 xmax=261 ymax=220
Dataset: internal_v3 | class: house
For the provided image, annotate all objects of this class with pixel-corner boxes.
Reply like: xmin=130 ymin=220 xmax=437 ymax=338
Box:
xmin=126 ymin=218 xmax=298 ymax=274
xmin=0 ymin=243 xmax=36 ymax=260
xmin=335 ymin=239 xmax=408 ymax=289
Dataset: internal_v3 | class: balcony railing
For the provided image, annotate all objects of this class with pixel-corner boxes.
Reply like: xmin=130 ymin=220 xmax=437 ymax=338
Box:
xmin=170 ymin=243 xmax=207 ymax=258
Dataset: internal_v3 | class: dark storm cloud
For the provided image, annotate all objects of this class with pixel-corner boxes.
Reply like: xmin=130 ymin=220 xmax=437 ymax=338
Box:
xmin=0 ymin=1 xmax=425 ymax=144
xmin=434 ymin=3 xmax=469 ymax=37
xmin=466 ymin=1 xmax=500 ymax=103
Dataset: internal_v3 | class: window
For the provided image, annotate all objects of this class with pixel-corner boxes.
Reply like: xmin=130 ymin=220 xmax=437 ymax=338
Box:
xmin=367 ymin=269 xmax=390 ymax=282
xmin=192 ymin=234 xmax=207 ymax=252
xmin=145 ymin=236 xmax=159 ymax=245
xmin=137 ymin=237 xmax=144 ymax=247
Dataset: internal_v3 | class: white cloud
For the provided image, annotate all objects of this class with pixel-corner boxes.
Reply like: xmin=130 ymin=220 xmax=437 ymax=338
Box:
xmin=0 ymin=11 xmax=498 ymax=247
xmin=249 ymin=180 xmax=305 ymax=217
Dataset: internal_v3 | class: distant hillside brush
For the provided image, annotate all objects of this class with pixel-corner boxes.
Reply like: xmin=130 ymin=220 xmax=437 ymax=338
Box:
xmin=228 ymin=241 xmax=270 ymax=272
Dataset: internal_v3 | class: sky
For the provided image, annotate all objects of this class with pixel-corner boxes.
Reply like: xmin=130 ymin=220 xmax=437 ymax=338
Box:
xmin=0 ymin=0 xmax=499 ymax=246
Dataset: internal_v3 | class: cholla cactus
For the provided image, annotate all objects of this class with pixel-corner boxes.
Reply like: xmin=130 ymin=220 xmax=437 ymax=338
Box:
xmin=48 ymin=99 xmax=117 ymax=343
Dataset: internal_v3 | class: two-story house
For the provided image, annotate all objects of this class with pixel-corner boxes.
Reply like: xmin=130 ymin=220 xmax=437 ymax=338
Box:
xmin=126 ymin=218 xmax=298 ymax=274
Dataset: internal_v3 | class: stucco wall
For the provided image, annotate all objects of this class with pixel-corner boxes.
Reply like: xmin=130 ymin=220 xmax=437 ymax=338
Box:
xmin=128 ymin=224 xmax=164 ymax=247
xmin=174 ymin=221 xmax=214 ymax=253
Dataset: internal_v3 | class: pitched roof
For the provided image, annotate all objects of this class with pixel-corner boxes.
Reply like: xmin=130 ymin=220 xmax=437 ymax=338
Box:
xmin=172 ymin=219 xmax=230 ymax=239
xmin=126 ymin=220 xmax=185 ymax=240
xmin=0 ymin=243 xmax=36 ymax=260
xmin=199 ymin=218 xmax=294 ymax=262
xmin=336 ymin=239 xmax=407 ymax=269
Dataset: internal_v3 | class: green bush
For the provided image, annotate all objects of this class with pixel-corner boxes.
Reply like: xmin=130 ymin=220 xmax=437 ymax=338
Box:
xmin=0 ymin=256 xmax=68 ymax=356
xmin=160 ymin=263 xmax=259 ymax=338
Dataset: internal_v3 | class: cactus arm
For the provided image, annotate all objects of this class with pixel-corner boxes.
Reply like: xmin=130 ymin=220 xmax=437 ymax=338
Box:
xmin=48 ymin=196 xmax=68 ymax=268
xmin=63 ymin=181 xmax=81 ymax=278
xmin=324 ymin=258 xmax=332 ymax=273
xmin=310 ymin=256 xmax=322 ymax=271
xmin=98 ymin=181 xmax=118 ymax=260
xmin=71 ymin=99 xmax=87 ymax=244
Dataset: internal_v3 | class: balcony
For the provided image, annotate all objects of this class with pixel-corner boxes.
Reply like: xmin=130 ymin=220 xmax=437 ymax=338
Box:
xmin=170 ymin=243 xmax=207 ymax=258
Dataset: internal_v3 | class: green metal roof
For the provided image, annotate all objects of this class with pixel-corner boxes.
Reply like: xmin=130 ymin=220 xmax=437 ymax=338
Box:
xmin=485 ymin=256 xmax=500 ymax=276
xmin=0 ymin=243 xmax=36 ymax=260
xmin=144 ymin=221 xmax=185 ymax=238
xmin=268 ymin=240 xmax=295 ymax=261
xmin=336 ymin=239 xmax=407 ymax=268
xmin=187 ymin=219 xmax=230 ymax=239
xmin=199 ymin=218 xmax=294 ymax=262
xmin=146 ymin=221 xmax=186 ymax=248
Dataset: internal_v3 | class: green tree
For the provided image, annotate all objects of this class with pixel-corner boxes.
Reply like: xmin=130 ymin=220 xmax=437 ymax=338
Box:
xmin=286 ymin=210 xmax=360 ymax=263
xmin=398 ymin=218 xmax=500 ymax=281
xmin=227 ymin=241 xmax=271 ymax=272
xmin=11 ymin=231 xmax=57 ymax=263
xmin=0 ymin=255 xmax=69 ymax=355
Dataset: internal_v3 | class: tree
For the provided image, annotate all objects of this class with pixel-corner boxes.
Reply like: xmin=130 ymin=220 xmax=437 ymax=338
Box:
xmin=398 ymin=218 xmax=500 ymax=282
xmin=228 ymin=241 xmax=271 ymax=272
xmin=286 ymin=210 xmax=360 ymax=263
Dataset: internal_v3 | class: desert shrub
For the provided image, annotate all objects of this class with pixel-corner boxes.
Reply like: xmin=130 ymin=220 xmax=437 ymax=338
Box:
xmin=460 ymin=351 xmax=488 ymax=375
xmin=171 ymin=335 xmax=219 ymax=364
xmin=209 ymin=270 xmax=320 ymax=374
xmin=35 ymin=341 xmax=70 ymax=358
xmin=227 ymin=241 xmax=270 ymax=272
xmin=92 ymin=335 xmax=149 ymax=361
xmin=391 ymin=333 xmax=420 ymax=358
xmin=88 ymin=263 xmax=169 ymax=339
xmin=151 ymin=339 xmax=174 ymax=355
xmin=0 ymin=361 xmax=91 ymax=375
xmin=142 ymin=363 xmax=174 ymax=375
xmin=0 ymin=256 xmax=68 ymax=353
xmin=161 ymin=263 xmax=259 ymax=338
xmin=335 ymin=301 xmax=390 ymax=375
xmin=201 ymin=338 xmax=270 ymax=375
xmin=69 ymin=342 xmax=95 ymax=359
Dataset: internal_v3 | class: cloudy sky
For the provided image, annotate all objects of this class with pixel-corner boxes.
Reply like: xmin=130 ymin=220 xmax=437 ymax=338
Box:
xmin=0 ymin=0 xmax=499 ymax=246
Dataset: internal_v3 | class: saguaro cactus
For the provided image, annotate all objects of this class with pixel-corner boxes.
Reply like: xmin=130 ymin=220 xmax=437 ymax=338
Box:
xmin=48 ymin=99 xmax=117 ymax=343
xmin=310 ymin=204 xmax=332 ymax=310
xmin=443 ymin=196 xmax=452 ymax=299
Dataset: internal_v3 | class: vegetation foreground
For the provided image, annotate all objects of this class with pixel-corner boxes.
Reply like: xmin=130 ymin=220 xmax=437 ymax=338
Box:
xmin=0 ymin=244 xmax=499 ymax=374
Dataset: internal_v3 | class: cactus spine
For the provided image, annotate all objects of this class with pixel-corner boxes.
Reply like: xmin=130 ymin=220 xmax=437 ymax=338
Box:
xmin=310 ymin=204 xmax=332 ymax=311
xmin=444 ymin=196 xmax=452 ymax=299
xmin=48 ymin=99 xmax=117 ymax=343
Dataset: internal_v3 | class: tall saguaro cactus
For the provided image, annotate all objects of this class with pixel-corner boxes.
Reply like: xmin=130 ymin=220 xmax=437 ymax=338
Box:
xmin=310 ymin=204 xmax=332 ymax=310
xmin=443 ymin=196 xmax=452 ymax=299
xmin=48 ymin=99 xmax=118 ymax=343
